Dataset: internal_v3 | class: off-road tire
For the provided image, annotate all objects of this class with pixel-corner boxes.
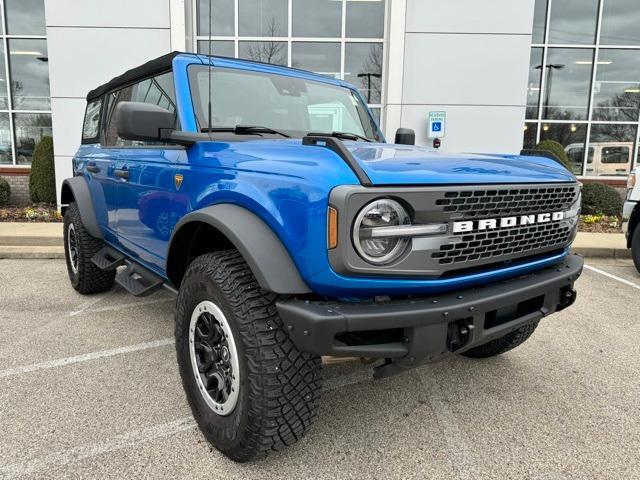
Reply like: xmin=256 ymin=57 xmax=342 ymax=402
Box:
xmin=459 ymin=321 xmax=539 ymax=359
xmin=63 ymin=202 xmax=115 ymax=294
xmin=175 ymin=250 xmax=322 ymax=462
xmin=631 ymin=225 xmax=640 ymax=274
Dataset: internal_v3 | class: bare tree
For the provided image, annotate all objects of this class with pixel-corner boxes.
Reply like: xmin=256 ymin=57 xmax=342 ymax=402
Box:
xmin=358 ymin=44 xmax=383 ymax=103
xmin=245 ymin=17 xmax=286 ymax=66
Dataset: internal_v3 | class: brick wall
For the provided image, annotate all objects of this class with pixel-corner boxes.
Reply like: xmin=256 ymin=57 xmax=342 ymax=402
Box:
xmin=0 ymin=169 xmax=30 ymax=206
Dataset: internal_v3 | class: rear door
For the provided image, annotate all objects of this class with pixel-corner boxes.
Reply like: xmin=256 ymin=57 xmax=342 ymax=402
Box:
xmin=101 ymin=72 xmax=183 ymax=272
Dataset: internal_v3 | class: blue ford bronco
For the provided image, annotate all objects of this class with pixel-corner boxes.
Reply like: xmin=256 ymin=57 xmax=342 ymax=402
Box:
xmin=62 ymin=52 xmax=583 ymax=461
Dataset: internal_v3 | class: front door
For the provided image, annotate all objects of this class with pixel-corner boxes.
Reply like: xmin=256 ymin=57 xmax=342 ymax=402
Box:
xmin=101 ymin=71 xmax=181 ymax=273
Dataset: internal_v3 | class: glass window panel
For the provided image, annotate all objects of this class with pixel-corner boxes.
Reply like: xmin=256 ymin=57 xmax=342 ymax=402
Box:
xmin=197 ymin=40 xmax=235 ymax=57
xmin=346 ymin=0 xmax=385 ymax=39
xmin=532 ymin=0 xmax=547 ymax=44
xmin=291 ymin=42 xmax=341 ymax=78
xmin=588 ymin=123 xmax=637 ymax=176
xmin=548 ymin=0 xmax=598 ymax=45
xmin=239 ymin=0 xmax=287 ymax=36
xmin=600 ymin=0 xmax=640 ymax=45
xmin=526 ymin=48 xmax=543 ymax=119
xmin=292 ymin=0 xmax=342 ymax=38
xmin=344 ymin=43 xmax=383 ymax=104
xmin=592 ymin=49 xmax=640 ymax=122
xmin=540 ymin=122 xmax=587 ymax=175
xmin=5 ymin=0 xmax=46 ymax=35
xmin=0 ymin=44 xmax=8 ymax=109
xmin=0 ymin=114 xmax=11 ymax=165
xmin=14 ymin=113 xmax=51 ymax=165
xmin=9 ymin=39 xmax=50 ymax=111
xmin=523 ymin=123 xmax=538 ymax=149
xmin=82 ymin=99 xmax=102 ymax=141
xmin=197 ymin=0 xmax=234 ymax=36
xmin=239 ymin=41 xmax=287 ymax=66
xmin=542 ymin=48 xmax=593 ymax=120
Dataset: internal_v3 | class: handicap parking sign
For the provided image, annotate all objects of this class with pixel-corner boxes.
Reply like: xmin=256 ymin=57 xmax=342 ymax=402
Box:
xmin=428 ymin=111 xmax=446 ymax=138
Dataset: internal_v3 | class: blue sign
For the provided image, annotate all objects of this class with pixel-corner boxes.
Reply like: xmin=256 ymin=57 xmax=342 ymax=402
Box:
xmin=432 ymin=121 xmax=442 ymax=132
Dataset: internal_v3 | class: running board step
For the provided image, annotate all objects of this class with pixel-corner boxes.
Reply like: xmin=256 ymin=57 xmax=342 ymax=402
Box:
xmin=115 ymin=262 xmax=164 ymax=297
xmin=91 ymin=246 xmax=125 ymax=271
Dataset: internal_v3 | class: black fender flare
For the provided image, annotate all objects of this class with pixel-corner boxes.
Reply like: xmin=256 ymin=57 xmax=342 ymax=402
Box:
xmin=60 ymin=176 xmax=103 ymax=239
xmin=168 ymin=204 xmax=311 ymax=294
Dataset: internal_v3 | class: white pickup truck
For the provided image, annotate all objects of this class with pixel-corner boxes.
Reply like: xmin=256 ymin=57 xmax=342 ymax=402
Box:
xmin=622 ymin=169 xmax=640 ymax=272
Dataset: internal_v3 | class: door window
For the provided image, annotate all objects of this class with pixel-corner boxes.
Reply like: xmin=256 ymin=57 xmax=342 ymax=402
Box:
xmin=82 ymin=98 xmax=102 ymax=143
xmin=600 ymin=146 xmax=630 ymax=164
xmin=103 ymin=71 xmax=177 ymax=147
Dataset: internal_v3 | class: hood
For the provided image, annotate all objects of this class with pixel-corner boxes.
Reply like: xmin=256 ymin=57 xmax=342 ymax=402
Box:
xmin=344 ymin=143 xmax=576 ymax=185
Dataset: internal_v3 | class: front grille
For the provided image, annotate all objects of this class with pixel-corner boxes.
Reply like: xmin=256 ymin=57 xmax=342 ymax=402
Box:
xmin=328 ymin=182 xmax=580 ymax=279
xmin=432 ymin=222 xmax=573 ymax=265
xmin=434 ymin=185 xmax=579 ymax=219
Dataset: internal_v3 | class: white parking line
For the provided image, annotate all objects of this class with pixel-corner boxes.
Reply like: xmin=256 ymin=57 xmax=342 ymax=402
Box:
xmin=68 ymin=288 xmax=116 ymax=317
xmin=0 ymin=338 xmax=174 ymax=379
xmin=0 ymin=417 xmax=196 ymax=479
xmin=72 ymin=297 xmax=174 ymax=316
xmin=416 ymin=373 xmax=484 ymax=480
xmin=584 ymin=264 xmax=640 ymax=290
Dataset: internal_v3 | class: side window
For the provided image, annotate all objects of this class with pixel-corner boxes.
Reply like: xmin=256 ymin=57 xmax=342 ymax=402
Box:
xmin=601 ymin=146 xmax=630 ymax=164
xmin=103 ymin=71 xmax=178 ymax=147
xmin=82 ymin=98 xmax=102 ymax=143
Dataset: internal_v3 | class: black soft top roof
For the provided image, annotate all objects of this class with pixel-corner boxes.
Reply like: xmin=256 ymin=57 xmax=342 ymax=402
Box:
xmin=86 ymin=51 xmax=184 ymax=101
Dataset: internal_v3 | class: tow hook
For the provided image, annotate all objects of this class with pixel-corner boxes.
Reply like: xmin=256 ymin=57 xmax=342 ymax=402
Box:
xmin=557 ymin=287 xmax=577 ymax=311
xmin=447 ymin=320 xmax=474 ymax=352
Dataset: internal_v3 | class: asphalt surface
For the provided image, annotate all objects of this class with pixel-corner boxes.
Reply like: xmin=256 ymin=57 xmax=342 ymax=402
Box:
xmin=0 ymin=258 xmax=639 ymax=479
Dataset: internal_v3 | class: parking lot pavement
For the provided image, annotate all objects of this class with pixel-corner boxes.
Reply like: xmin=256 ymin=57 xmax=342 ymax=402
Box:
xmin=0 ymin=258 xmax=639 ymax=480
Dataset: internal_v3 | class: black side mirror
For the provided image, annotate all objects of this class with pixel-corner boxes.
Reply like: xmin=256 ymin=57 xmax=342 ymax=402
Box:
xmin=395 ymin=128 xmax=415 ymax=145
xmin=116 ymin=101 xmax=177 ymax=144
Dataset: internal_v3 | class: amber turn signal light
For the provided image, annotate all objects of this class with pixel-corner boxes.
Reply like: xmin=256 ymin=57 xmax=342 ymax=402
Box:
xmin=327 ymin=206 xmax=338 ymax=249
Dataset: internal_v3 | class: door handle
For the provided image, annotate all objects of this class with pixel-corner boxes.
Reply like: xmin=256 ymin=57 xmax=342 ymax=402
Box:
xmin=114 ymin=169 xmax=130 ymax=180
xmin=86 ymin=165 xmax=100 ymax=173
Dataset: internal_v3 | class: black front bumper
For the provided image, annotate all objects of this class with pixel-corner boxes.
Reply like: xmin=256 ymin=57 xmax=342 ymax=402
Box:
xmin=277 ymin=254 xmax=583 ymax=377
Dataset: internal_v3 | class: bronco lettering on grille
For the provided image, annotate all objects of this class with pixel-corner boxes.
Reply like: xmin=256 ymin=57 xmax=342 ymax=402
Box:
xmin=452 ymin=212 xmax=565 ymax=234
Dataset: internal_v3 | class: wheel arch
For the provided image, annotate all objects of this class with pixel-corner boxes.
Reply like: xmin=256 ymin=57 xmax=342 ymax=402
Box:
xmin=60 ymin=176 xmax=102 ymax=239
xmin=166 ymin=204 xmax=311 ymax=294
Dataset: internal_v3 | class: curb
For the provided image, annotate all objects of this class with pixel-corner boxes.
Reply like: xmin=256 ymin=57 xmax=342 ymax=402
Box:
xmin=0 ymin=236 xmax=62 ymax=247
xmin=571 ymin=247 xmax=631 ymax=259
xmin=0 ymin=246 xmax=65 ymax=259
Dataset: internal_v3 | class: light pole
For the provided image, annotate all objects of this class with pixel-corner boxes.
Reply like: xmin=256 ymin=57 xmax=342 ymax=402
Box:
xmin=357 ymin=72 xmax=382 ymax=103
xmin=535 ymin=63 xmax=565 ymax=118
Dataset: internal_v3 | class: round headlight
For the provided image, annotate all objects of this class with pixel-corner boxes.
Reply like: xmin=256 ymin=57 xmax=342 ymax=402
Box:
xmin=353 ymin=199 xmax=410 ymax=265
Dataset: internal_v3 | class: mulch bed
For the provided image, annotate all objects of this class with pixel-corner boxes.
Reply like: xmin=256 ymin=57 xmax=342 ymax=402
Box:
xmin=0 ymin=204 xmax=62 ymax=222
xmin=578 ymin=215 xmax=622 ymax=234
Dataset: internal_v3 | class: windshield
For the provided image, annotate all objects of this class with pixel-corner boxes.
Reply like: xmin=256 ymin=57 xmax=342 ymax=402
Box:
xmin=188 ymin=65 xmax=380 ymax=141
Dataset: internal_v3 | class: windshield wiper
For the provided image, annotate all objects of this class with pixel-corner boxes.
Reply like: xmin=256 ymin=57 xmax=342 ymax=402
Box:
xmin=201 ymin=125 xmax=290 ymax=138
xmin=307 ymin=131 xmax=373 ymax=143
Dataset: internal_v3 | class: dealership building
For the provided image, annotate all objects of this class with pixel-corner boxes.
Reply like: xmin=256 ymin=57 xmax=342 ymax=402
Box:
xmin=0 ymin=0 xmax=637 ymax=205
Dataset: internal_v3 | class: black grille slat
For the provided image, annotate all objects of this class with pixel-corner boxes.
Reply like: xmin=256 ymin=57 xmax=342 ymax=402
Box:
xmin=435 ymin=185 xmax=579 ymax=219
xmin=432 ymin=222 xmax=573 ymax=265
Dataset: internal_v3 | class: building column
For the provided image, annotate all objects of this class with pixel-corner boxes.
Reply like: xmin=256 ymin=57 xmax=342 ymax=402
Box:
xmin=383 ymin=0 xmax=407 ymax=140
